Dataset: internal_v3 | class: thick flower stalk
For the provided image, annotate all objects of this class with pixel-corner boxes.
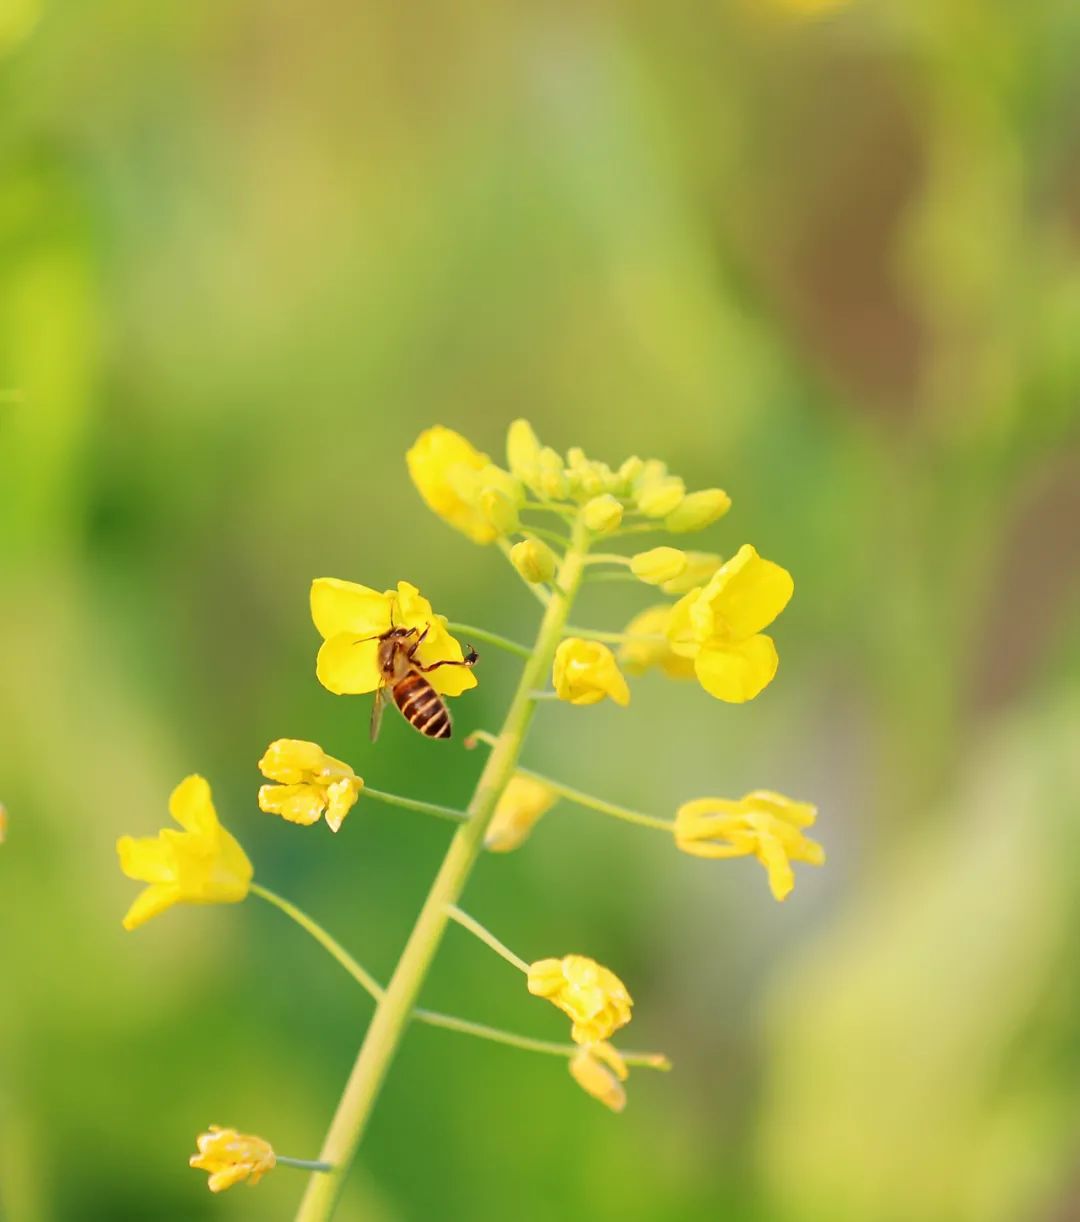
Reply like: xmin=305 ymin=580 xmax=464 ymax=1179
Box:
xmin=114 ymin=418 xmax=818 ymax=1221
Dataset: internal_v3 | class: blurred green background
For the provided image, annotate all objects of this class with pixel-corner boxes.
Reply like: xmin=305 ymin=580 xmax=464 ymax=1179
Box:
xmin=3 ymin=1 xmax=1080 ymax=1219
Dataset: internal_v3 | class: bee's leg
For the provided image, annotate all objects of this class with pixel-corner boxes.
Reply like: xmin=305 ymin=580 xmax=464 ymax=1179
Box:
xmin=405 ymin=624 xmax=431 ymax=663
xmin=419 ymin=647 xmax=479 ymax=672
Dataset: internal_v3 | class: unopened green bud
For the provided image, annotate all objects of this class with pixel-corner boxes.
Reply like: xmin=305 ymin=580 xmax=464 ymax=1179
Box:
xmin=582 ymin=494 xmax=624 ymax=535
xmin=630 ymin=546 xmax=688 ymax=585
xmin=664 ymin=488 xmax=731 ymax=532
xmin=510 ymin=537 xmax=558 ymax=583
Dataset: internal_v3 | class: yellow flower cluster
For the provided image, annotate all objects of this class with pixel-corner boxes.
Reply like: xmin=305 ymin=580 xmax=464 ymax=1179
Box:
xmin=189 ymin=1126 xmax=276 ymax=1193
xmin=675 ymin=790 xmax=825 ymax=901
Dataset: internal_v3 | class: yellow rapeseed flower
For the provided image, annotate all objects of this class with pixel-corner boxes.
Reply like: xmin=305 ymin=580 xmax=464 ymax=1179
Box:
xmin=311 ymin=577 xmax=477 ymax=698
xmin=552 ymin=638 xmax=631 ymax=707
xmin=527 ymin=954 xmax=633 ymax=1044
xmin=258 ymin=738 xmax=363 ymax=833
xmin=667 ymin=544 xmax=793 ymax=702
xmin=618 ymin=606 xmax=696 ymax=680
xmin=675 ymin=791 xmax=824 ymax=901
xmin=406 ymin=425 xmax=520 ymax=543
xmin=190 ymin=1126 xmax=276 ymax=1193
xmin=485 ymin=774 xmax=558 ymax=852
xmin=569 ymin=1042 xmax=628 ymax=1112
xmin=116 ymin=776 xmax=252 ymax=931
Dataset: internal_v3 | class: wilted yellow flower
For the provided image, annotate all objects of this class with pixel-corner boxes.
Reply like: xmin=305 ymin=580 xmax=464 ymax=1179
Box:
xmin=618 ymin=606 xmax=696 ymax=679
xmin=311 ymin=578 xmax=477 ymax=698
xmin=528 ymin=954 xmax=633 ymax=1044
xmin=552 ymin=638 xmax=630 ymax=707
xmin=675 ymin=791 xmax=824 ymax=901
xmin=665 ymin=489 xmax=731 ymax=533
xmin=190 ymin=1126 xmax=276 ymax=1193
xmin=667 ymin=544 xmax=793 ymax=702
xmin=510 ymin=537 xmax=557 ymax=584
xmin=258 ymin=739 xmax=362 ymax=833
xmin=630 ymin=546 xmax=687 ymax=586
xmin=406 ymin=426 xmax=519 ymax=543
xmin=569 ymin=1042 xmax=628 ymax=1112
xmin=582 ymin=493 xmax=623 ymax=534
xmin=116 ymin=776 xmax=252 ymax=931
xmin=485 ymin=774 xmax=558 ymax=852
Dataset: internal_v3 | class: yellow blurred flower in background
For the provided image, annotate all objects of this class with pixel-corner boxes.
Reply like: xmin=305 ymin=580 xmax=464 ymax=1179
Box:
xmin=189 ymin=1126 xmax=276 ymax=1193
xmin=116 ymin=776 xmax=252 ymax=930
xmin=667 ymin=544 xmax=793 ymax=702
xmin=528 ymin=954 xmax=633 ymax=1044
xmin=484 ymin=774 xmax=558 ymax=852
xmin=406 ymin=425 xmax=520 ymax=543
xmin=569 ymin=1042 xmax=629 ymax=1112
xmin=618 ymin=606 xmax=696 ymax=679
xmin=257 ymin=738 xmax=363 ymax=832
xmin=311 ymin=577 xmax=477 ymax=698
xmin=553 ymin=638 xmax=630 ymax=706
xmin=675 ymin=790 xmax=824 ymax=901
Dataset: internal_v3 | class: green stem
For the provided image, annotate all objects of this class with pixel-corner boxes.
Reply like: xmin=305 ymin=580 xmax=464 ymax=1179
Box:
xmin=362 ymin=788 xmax=468 ymax=824
xmin=410 ymin=1008 xmax=670 ymax=1069
xmin=446 ymin=904 xmax=528 ymax=972
xmin=250 ymin=883 xmax=383 ymax=1000
xmin=296 ymin=517 xmax=591 ymax=1220
xmin=585 ymin=553 xmax=632 ymax=566
xmin=518 ymin=525 xmax=570 ymax=549
xmin=443 ymin=623 xmax=533 ymax=661
xmin=583 ymin=572 xmax=639 ymax=584
xmin=564 ymin=625 xmax=666 ymax=645
xmin=277 ymin=1157 xmax=335 ymax=1173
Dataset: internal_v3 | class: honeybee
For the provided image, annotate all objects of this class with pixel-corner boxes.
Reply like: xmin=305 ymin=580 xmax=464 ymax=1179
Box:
xmin=368 ymin=623 xmax=478 ymax=741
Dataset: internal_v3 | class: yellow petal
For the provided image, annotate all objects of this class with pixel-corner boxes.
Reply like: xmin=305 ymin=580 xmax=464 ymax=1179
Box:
xmin=553 ymin=639 xmax=631 ymax=707
xmin=406 ymin=426 xmax=499 ymax=543
xmin=693 ymin=635 xmax=779 ymax=703
xmin=411 ymin=621 xmax=479 ymax=696
xmin=258 ymin=784 xmax=325 ymax=825
xmin=121 ymin=883 xmax=179 ymax=931
xmin=169 ymin=775 xmax=218 ymax=836
xmin=691 ymin=545 xmax=793 ymax=642
xmin=257 ymin=739 xmax=331 ymax=784
xmin=756 ymin=833 xmax=796 ymax=901
xmin=310 ymin=578 xmax=391 ymax=641
xmin=116 ymin=833 xmax=175 ymax=883
xmin=325 ymin=778 xmax=362 ymax=833
xmin=316 ymin=635 xmax=382 ymax=695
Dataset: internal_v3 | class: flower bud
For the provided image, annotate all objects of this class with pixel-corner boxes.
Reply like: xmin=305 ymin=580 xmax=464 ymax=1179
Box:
xmin=582 ymin=494 xmax=623 ymax=535
xmin=510 ymin=537 xmax=558 ymax=584
xmin=630 ymin=547 xmax=688 ymax=585
xmin=636 ymin=478 xmax=685 ymax=518
xmin=659 ymin=551 xmax=721 ymax=594
xmin=552 ymin=638 xmax=631 ymax=706
xmin=616 ymin=455 xmax=644 ymax=492
xmin=506 ymin=418 xmax=542 ymax=482
xmin=485 ymin=775 xmax=558 ymax=852
xmin=536 ymin=447 xmax=569 ymax=500
xmin=479 ymin=487 xmax=519 ymax=535
xmin=664 ymin=488 xmax=731 ymax=532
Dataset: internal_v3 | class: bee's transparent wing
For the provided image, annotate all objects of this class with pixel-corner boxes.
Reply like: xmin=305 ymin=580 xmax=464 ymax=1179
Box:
xmin=370 ymin=686 xmax=386 ymax=742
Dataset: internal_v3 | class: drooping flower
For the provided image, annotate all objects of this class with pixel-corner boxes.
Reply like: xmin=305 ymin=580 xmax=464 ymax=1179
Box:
xmin=675 ymin=790 xmax=824 ymax=901
xmin=485 ymin=774 xmax=558 ymax=852
xmin=257 ymin=739 xmax=363 ymax=833
xmin=406 ymin=426 xmax=520 ymax=544
xmin=311 ymin=578 xmax=477 ymax=699
xmin=527 ymin=954 xmax=633 ymax=1044
xmin=189 ymin=1126 xmax=276 ymax=1193
xmin=617 ymin=606 xmax=696 ymax=680
xmin=667 ymin=544 xmax=793 ymax=702
xmin=552 ymin=638 xmax=631 ymax=707
xmin=569 ymin=1042 xmax=628 ymax=1112
xmin=116 ymin=776 xmax=252 ymax=931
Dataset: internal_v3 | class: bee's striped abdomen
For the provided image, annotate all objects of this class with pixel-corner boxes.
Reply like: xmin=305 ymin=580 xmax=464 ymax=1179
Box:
xmin=392 ymin=672 xmax=452 ymax=739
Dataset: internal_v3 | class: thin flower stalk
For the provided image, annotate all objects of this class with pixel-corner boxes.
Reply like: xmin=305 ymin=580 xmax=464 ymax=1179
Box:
xmin=446 ymin=904 xmax=529 ymax=972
